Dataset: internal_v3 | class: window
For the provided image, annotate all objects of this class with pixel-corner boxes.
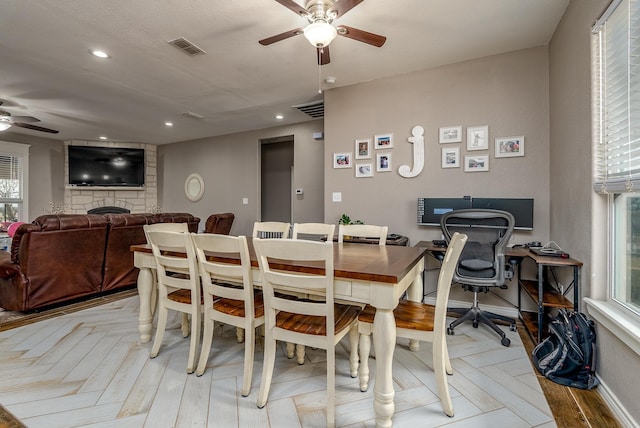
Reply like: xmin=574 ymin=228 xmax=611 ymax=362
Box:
xmin=593 ymin=0 xmax=640 ymax=316
xmin=0 ymin=141 xmax=29 ymax=225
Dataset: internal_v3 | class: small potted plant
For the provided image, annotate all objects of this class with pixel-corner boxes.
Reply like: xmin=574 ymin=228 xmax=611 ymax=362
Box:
xmin=338 ymin=214 xmax=364 ymax=225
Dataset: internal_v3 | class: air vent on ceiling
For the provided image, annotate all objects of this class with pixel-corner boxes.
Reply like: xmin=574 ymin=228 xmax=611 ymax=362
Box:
xmin=181 ymin=111 xmax=205 ymax=120
xmin=292 ymin=100 xmax=324 ymax=118
xmin=168 ymin=37 xmax=206 ymax=56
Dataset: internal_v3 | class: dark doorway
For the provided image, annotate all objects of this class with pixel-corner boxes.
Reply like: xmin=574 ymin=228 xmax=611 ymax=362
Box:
xmin=260 ymin=136 xmax=293 ymax=222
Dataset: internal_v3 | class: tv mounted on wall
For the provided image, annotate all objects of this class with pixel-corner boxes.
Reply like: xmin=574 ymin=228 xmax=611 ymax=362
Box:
xmin=68 ymin=146 xmax=145 ymax=187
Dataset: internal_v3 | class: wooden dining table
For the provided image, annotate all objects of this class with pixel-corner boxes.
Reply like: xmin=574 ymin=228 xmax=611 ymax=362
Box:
xmin=131 ymin=239 xmax=428 ymax=428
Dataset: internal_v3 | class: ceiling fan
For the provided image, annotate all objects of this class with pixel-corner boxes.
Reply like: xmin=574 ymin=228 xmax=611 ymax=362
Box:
xmin=0 ymin=100 xmax=59 ymax=134
xmin=259 ymin=0 xmax=386 ymax=65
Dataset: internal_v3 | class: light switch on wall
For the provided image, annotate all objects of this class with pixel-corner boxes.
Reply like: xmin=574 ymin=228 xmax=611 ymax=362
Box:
xmin=332 ymin=192 xmax=342 ymax=202
xmin=242 ymin=198 xmax=248 ymax=205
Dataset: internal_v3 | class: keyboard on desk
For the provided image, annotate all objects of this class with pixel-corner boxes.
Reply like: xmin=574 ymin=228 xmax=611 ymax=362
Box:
xmin=432 ymin=239 xmax=447 ymax=247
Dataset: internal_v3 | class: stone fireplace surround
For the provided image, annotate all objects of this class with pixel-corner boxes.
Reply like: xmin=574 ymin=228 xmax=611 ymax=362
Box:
xmin=63 ymin=141 xmax=158 ymax=214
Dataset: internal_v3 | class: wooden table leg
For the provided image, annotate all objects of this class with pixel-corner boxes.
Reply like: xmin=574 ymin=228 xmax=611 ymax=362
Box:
xmin=137 ymin=266 xmax=153 ymax=344
xmin=373 ymin=307 xmax=396 ymax=428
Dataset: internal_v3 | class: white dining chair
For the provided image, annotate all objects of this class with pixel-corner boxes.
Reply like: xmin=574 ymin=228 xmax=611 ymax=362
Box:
xmin=192 ymin=233 xmax=264 ymax=396
xmin=252 ymin=221 xmax=290 ymax=239
xmin=357 ymin=232 xmax=468 ymax=417
xmin=292 ymin=222 xmax=335 ymax=241
xmin=253 ymin=238 xmax=360 ymax=428
xmin=338 ymin=224 xmax=388 ymax=245
xmin=146 ymin=230 xmax=202 ymax=374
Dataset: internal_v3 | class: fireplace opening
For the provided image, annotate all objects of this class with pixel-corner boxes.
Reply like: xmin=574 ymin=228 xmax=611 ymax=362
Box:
xmin=87 ymin=206 xmax=131 ymax=215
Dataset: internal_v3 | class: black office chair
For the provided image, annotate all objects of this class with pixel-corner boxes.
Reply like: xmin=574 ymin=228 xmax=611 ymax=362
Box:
xmin=440 ymin=209 xmax=516 ymax=347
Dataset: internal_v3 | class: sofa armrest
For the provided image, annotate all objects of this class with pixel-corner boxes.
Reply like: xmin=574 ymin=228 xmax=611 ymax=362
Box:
xmin=0 ymin=251 xmax=20 ymax=278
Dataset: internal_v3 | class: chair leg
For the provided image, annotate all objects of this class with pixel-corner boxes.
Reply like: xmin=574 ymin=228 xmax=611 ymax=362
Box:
xmin=434 ymin=334 xmax=454 ymax=417
xmin=195 ymin=316 xmax=215 ymax=376
xmin=150 ymin=305 xmax=168 ymax=359
xmin=241 ymin=322 xmax=256 ymax=397
xmin=186 ymin=310 xmax=200 ymax=374
xmin=236 ymin=327 xmax=245 ymax=343
xmin=181 ymin=313 xmax=190 ymax=338
xmin=326 ymin=348 xmax=336 ymax=428
xmin=349 ymin=323 xmax=359 ymax=378
xmin=286 ymin=342 xmax=295 ymax=359
xmin=359 ymin=333 xmax=371 ymax=392
xmin=257 ymin=332 xmax=276 ymax=409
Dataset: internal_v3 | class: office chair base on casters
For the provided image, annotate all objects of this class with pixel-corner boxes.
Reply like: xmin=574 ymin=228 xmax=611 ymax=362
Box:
xmin=447 ymin=305 xmax=514 ymax=347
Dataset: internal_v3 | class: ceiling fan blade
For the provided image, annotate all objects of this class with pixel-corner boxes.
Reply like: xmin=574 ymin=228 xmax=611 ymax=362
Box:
xmin=13 ymin=122 xmax=59 ymax=134
xmin=259 ymin=28 xmax=303 ymax=45
xmin=328 ymin=0 xmax=365 ymax=18
xmin=273 ymin=0 xmax=308 ymax=16
xmin=317 ymin=47 xmax=330 ymax=65
xmin=336 ymin=25 xmax=386 ymax=47
xmin=11 ymin=115 xmax=40 ymax=123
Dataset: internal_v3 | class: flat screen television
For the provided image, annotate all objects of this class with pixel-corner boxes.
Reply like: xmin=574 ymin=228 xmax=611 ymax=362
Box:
xmin=68 ymin=146 xmax=145 ymax=187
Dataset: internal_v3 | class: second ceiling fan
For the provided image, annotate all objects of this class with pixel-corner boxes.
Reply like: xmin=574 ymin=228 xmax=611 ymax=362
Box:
xmin=259 ymin=0 xmax=386 ymax=65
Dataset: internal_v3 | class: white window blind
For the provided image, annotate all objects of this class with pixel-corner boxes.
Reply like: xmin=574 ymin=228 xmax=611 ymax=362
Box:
xmin=593 ymin=0 xmax=640 ymax=193
xmin=0 ymin=154 xmax=23 ymax=201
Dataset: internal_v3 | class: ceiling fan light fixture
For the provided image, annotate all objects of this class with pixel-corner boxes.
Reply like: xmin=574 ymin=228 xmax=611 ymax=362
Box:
xmin=0 ymin=120 xmax=11 ymax=131
xmin=303 ymin=21 xmax=337 ymax=47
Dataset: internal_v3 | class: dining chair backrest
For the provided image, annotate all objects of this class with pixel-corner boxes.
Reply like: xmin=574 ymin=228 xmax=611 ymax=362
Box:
xmin=252 ymin=221 xmax=291 ymax=239
xmin=433 ymin=232 xmax=468 ymax=336
xmin=143 ymin=222 xmax=189 ymax=244
xmin=191 ymin=233 xmax=253 ymax=311
xmin=337 ymin=224 xmax=388 ymax=246
xmin=292 ymin=222 xmax=336 ymax=241
xmin=253 ymin=238 xmax=335 ymax=345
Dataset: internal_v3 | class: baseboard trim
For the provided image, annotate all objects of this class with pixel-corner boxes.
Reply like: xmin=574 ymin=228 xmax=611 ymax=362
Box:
xmin=597 ymin=378 xmax=638 ymax=428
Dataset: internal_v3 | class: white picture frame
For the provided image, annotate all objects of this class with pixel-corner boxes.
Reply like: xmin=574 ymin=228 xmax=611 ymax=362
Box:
xmin=355 ymin=138 xmax=371 ymax=159
xmin=333 ymin=152 xmax=352 ymax=168
xmin=376 ymin=153 xmax=392 ymax=172
xmin=466 ymin=125 xmax=489 ymax=151
xmin=441 ymin=147 xmax=460 ymax=168
xmin=464 ymin=155 xmax=489 ymax=172
xmin=355 ymin=163 xmax=373 ymax=177
xmin=439 ymin=126 xmax=462 ymax=144
xmin=374 ymin=133 xmax=393 ymax=149
xmin=495 ymin=136 xmax=525 ymax=158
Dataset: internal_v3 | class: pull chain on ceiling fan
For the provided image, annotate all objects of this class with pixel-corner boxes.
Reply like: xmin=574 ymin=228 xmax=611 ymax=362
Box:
xmin=259 ymin=0 xmax=386 ymax=65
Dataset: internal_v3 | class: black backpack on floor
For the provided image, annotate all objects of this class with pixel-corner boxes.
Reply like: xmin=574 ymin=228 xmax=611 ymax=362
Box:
xmin=532 ymin=309 xmax=599 ymax=390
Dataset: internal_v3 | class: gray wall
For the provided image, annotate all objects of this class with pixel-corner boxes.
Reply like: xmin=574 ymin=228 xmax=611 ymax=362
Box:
xmin=550 ymin=0 xmax=639 ymax=424
xmin=158 ymin=120 xmax=324 ymax=235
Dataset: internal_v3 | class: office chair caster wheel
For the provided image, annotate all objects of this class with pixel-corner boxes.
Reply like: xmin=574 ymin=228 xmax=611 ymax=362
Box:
xmin=472 ymin=320 xmax=479 ymax=328
xmin=501 ymin=337 xmax=511 ymax=347
xmin=447 ymin=327 xmax=455 ymax=335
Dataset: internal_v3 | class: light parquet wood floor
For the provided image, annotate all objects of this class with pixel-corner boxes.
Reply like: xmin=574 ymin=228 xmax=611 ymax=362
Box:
xmin=0 ymin=293 xmax=594 ymax=427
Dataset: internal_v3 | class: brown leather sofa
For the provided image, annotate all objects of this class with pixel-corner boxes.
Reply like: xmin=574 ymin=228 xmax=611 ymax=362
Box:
xmin=0 ymin=213 xmax=199 ymax=311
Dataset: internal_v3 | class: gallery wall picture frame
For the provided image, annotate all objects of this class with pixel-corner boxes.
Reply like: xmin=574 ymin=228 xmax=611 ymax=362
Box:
xmin=495 ymin=136 xmax=525 ymax=158
xmin=333 ymin=152 xmax=352 ymax=168
xmin=355 ymin=138 xmax=371 ymax=159
xmin=439 ymin=126 xmax=463 ymax=144
xmin=466 ymin=125 xmax=489 ymax=151
xmin=374 ymin=133 xmax=393 ymax=149
xmin=376 ymin=153 xmax=392 ymax=172
xmin=464 ymin=154 xmax=489 ymax=172
xmin=441 ymin=147 xmax=460 ymax=168
xmin=355 ymin=163 xmax=373 ymax=177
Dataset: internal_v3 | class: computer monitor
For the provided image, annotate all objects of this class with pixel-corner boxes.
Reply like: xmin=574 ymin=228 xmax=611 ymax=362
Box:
xmin=417 ymin=197 xmax=472 ymax=226
xmin=471 ymin=197 xmax=534 ymax=230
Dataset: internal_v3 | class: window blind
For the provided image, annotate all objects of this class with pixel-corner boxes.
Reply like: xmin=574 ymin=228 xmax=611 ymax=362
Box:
xmin=593 ymin=0 xmax=640 ymax=193
xmin=0 ymin=154 xmax=23 ymax=201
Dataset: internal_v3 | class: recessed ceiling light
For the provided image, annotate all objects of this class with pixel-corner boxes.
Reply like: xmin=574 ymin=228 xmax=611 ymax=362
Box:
xmin=275 ymin=114 xmax=284 ymax=120
xmin=165 ymin=121 xmax=174 ymax=127
xmin=90 ymin=49 xmax=110 ymax=59
xmin=99 ymin=136 xmax=108 ymax=140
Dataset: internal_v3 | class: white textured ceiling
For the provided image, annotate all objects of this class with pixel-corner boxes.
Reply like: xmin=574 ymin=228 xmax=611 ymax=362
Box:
xmin=0 ymin=0 xmax=569 ymax=144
